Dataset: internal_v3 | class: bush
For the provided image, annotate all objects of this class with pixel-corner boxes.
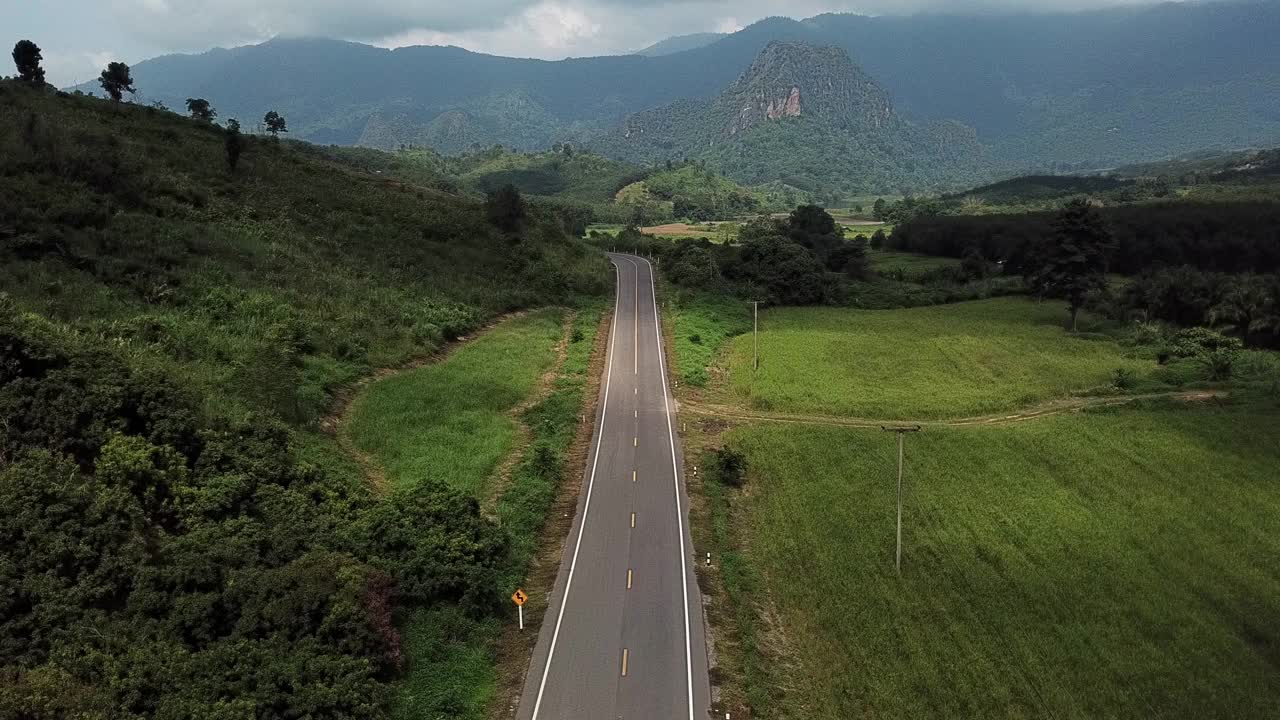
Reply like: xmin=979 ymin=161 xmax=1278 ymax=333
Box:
xmin=1167 ymin=327 xmax=1243 ymax=359
xmin=1112 ymin=367 xmax=1136 ymax=390
xmin=708 ymin=447 xmax=747 ymax=488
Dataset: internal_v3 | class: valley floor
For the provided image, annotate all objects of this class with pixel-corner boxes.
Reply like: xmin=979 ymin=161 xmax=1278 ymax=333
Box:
xmin=670 ymin=293 xmax=1280 ymax=719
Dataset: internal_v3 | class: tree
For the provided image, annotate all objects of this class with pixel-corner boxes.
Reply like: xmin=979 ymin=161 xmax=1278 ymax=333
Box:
xmin=12 ymin=40 xmax=46 ymax=86
xmin=1028 ymin=199 xmax=1114 ymax=331
xmin=485 ymin=184 xmax=526 ymax=233
xmin=870 ymin=229 xmax=887 ymax=250
xmin=736 ymin=235 xmax=827 ymax=305
xmin=827 ymin=238 xmax=870 ymax=278
xmin=98 ymin=61 xmax=135 ymax=102
xmin=185 ymin=98 xmax=216 ymax=122
xmin=224 ymin=119 xmax=243 ymax=172
xmin=263 ymin=110 xmax=288 ymax=137
xmin=872 ymin=198 xmax=887 ymax=221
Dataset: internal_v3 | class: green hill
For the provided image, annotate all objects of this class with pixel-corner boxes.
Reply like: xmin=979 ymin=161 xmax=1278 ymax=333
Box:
xmin=592 ymin=42 xmax=991 ymax=194
xmin=0 ymin=79 xmax=605 ymax=716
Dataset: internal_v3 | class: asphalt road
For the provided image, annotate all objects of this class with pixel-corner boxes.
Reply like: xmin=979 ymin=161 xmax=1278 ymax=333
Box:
xmin=516 ymin=254 xmax=711 ymax=719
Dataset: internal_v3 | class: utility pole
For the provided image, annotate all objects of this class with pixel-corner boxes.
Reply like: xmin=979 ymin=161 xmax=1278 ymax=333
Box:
xmin=752 ymin=301 xmax=759 ymax=371
xmin=881 ymin=425 xmax=922 ymax=575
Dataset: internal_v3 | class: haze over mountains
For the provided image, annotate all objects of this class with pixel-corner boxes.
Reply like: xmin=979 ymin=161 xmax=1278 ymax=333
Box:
xmin=84 ymin=1 xmax=1280 ymax=193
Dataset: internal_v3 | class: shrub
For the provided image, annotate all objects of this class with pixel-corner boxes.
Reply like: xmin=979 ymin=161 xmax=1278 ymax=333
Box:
xmin=1112 ymin=367 xmax=1136 ymax=390
xmin=1168 ymin=327 xmax=1242 ymax=359
xmin=1199 ymin=348 xmax=1238 ymax=381
xmin=709 ymin=447 xmax=747 ymax=488
xmin=1131 ymin=321 xmax=1168 ymax=346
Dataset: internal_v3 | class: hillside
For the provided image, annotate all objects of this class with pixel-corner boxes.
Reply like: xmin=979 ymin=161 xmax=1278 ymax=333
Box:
xmin=592 ymin=42 xmax=991 ymax=193
xmin=75 ymin=1 xmax=1280 ymax=176
xmin=634 ymin=32 xmax=727 ymax=57
xmin=0 ymin=79 xmax=606 ymax=716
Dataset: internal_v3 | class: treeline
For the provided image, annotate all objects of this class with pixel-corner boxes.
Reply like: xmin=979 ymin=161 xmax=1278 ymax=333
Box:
xmin=891 ymin=201 xmax=1280 ymax=276
xmin=1106 ymin=268 xmax=1280 ymax=348
xmin=594 ymin=206 xmax=1016 ymax=308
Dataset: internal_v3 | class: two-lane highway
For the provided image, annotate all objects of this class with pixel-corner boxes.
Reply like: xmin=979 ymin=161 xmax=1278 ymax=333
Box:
xmin=516 ymin=254 xmax=711 ymax=719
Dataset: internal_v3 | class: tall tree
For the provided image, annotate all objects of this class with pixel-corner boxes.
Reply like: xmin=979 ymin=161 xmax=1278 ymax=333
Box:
xmin=263 ymin=110 xmax=288 ymax=137
xmin=872 ymin=198 xmax=887 ymax=221
xmin=98 ymin=61 xmax=135 ymax=102
xmin=186 ymin=98 xmax=216 ymax=122
xmin=224 ymin=119 xmax=243 ymax=172
xmin=1028 ymin=199 xmax=1114 ymax=332
xmin=11 ymin=40 xmax=46 ymax=86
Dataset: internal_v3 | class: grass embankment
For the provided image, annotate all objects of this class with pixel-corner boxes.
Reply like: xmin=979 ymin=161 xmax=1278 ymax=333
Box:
xmin=710 ymin=403 xmax=1280 ymax=719
xmin=348 ymin=307 xmax=605 ymax=719
xmin=719 ymin=298 xmax=1153 ymax=419
xmin=665 ymin=290 xmax=753 ymax=388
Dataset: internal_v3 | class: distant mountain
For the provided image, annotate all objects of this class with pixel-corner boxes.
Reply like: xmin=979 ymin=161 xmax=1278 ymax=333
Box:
xmin=593 ymin=41 xmax=990 ymax=193
xmin=633 ymin=33 xmax=727 ymax=57
xmin=78 ymin=1 xmax=1280 ymax=189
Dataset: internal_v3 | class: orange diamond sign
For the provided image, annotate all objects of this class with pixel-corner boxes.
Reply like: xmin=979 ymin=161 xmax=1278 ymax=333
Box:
xmin=512 ymin=588 xmax=528 ymax=606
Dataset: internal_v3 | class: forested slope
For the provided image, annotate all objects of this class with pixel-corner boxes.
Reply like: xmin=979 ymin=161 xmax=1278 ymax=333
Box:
xmin=0 ymin=80 xmax=606 ymax=716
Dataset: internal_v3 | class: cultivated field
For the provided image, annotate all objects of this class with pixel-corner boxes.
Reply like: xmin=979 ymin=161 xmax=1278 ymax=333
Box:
xmin=713 ymin=404 xmax=1280 ymax=718
xmin=717 ymin=298 xmax=1153 ymax=419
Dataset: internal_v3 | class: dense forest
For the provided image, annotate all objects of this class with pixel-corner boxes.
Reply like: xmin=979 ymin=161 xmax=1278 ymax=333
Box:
xmin=890 ymin=202 xmax=1280 ymax=276
xmin=0 ymin=77 xmax=605 ymax=716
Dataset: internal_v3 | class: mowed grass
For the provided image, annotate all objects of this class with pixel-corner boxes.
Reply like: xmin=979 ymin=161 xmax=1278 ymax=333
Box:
xmin=720 ymin=404 xmax=1280 ymax=718
xmin=722 ymin=298 xmax=1152 ymax=419
xmin=348 ymin=309 xmax=565 ymax=494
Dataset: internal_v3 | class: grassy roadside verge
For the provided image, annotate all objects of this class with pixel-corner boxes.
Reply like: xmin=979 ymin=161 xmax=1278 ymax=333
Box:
xmin=343 ymin=304 xmax=605 ymax=719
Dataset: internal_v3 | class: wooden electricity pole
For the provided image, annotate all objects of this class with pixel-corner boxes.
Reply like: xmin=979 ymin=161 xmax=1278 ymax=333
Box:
xmin=881 ymin=425 xmax=922 ymax=575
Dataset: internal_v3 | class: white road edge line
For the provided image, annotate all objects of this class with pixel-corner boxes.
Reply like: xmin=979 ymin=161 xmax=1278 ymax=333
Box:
xmin=529 ymin=257 xmax=622 ymax=720
xmin=639 ymin=255 xmax=696 ymax=720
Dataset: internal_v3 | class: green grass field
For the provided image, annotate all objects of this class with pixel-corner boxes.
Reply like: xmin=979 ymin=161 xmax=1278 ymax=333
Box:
xmin=711 ymin=402 xmax=1280 ymax=718
xmin=348 ymin=310 xmax=565 ymax=494
xmin=719 ymin=298 xmax=1153 ymax=419
xmin=347 ymin=306 xmax=604 ymax=720
xmin=870 ymin=249 xmax=958 ymax=273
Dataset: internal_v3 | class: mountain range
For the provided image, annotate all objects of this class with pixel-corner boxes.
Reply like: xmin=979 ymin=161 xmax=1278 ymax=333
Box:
xmin=81 ymin=1 xmax=1280 ymax=193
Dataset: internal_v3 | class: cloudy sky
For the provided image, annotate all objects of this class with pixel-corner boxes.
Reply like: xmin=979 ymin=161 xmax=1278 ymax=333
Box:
xmin=9 ymin=0 xmax=1162 ymax=87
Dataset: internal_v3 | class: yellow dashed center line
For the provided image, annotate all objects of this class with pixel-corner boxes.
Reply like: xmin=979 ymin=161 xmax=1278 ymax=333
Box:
xmin=632 ymin=470 xmax=637 ymax=483
xmin=621 ymin=648 xmax=629 ymax=677
xmin=630 ymin=512 xmax=636 ymax=527
xmin=634 ymin=437 xmax=638 ymax=447
xmin=627 ymin=569 xmax=633 ymax=589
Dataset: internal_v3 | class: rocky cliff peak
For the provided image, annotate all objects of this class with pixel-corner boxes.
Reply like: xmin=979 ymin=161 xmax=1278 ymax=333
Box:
xmin=716 ymin=41 xmax=893 ymax=136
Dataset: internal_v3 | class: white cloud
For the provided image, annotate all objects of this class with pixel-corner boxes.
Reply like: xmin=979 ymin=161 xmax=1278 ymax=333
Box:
xmin=524 ymin=3 xmax=602 ymax=49
xmin=714 ymin=16 xmax=744 ymax=34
